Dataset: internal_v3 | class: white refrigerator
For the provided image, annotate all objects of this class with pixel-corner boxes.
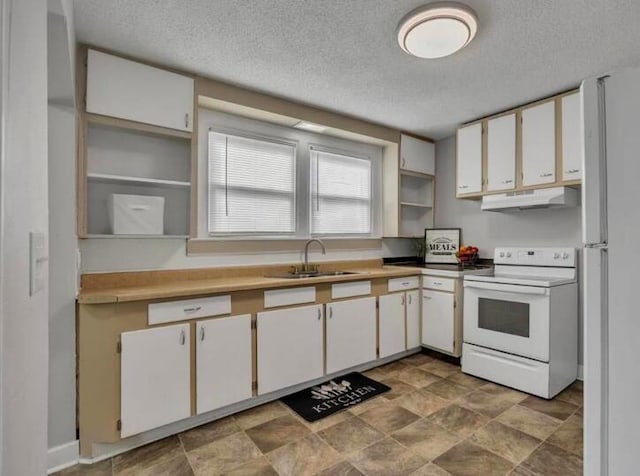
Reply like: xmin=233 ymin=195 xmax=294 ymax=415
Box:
xmin=582 ymin=69 xmax=639 ymax=476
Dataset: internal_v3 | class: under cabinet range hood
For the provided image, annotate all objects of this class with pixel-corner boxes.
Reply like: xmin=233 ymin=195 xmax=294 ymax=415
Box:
xmin=481 ymin=187 xmax=578 ymax=211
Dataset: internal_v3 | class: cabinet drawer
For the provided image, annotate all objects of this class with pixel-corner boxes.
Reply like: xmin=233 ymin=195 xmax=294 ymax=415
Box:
xmin=422 ymin=276 xmax=455 ymax=292
xmin=388 ymin=276 xmax=420 ymax=292
xmin=331 ymin=280 xmax=372 ymax=299
xmin=264 ymin=286 xmax=316 ymax=308
xmin=148 ymin=295 xmax=230 ymax=325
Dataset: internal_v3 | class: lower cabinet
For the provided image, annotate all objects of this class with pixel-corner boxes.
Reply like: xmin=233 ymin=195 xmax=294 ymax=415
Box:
xmin=422 ymin=290 xmax=455 ymax=353
xmin=406 ymin=290 xmax=421 ymax=349
xmin=326 ymin=297 xmax=377 ymax=373
xmin=257 ymin=304 xmax=324 ymax=395
xmin=379 ymin=293 xmax=406 ymax=358
xmin=120 ymin=323 xmax=191 ymax=438
xmin=196 ymin=315 xmax=252 ymax=414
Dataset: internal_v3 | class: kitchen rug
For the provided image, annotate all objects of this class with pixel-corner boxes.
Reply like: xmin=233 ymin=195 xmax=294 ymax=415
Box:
xmin=281 ymin=372 xmax=391 ymax=422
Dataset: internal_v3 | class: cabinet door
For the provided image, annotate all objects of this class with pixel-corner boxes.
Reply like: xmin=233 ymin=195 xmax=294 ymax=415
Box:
xmin=561 ymin=92 xmax=582 ymax=182
xmin=421 ymin=290 xmax=455 ymax=353
xmin=121 ymin=324 xmax=191 ymax=437
xmin=456 ymin=123 xmax=483 ymax=195
xmin=379 ymin=293 xmax=406 ymax=358
xmin=401 ymin=134 xmax=435 ymax=175
xmin=257 ymin=305 xmax=323 ymax=395
xmin=521 ymin=101 xmax=556 ymax=186
xmin=487 ymin=114 xmax=516 ymax=192
xmin=406 ymin=290 xmax=421 ymax=349
xmin=326 ymin=297 xmax=377 ymax=374
xmin=196 ymin=315 xmax=252 ymax=414
xmin=86 ymin=49 xmax=194 ymax=132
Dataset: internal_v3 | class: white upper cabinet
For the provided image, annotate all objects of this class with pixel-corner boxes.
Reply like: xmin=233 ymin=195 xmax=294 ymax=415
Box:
xmin=487 ymin=114 xmax=516 ymax=192
xmin=561 ymin=92 xmax=582 ymax=182
xmin=196 ymin=315 xmax=252 ymax=414
xmin=521 ymin=101 xmax=556 ymax=187
xmin=400 ymin=134 xmax=435 ymax=175
xmin=120 ymin=324 xmax=191 ymax=438
xmin=456 ymin=123 xmax=483 ymax=195
xmin=86 ymin=49 xmax=194 ymax=132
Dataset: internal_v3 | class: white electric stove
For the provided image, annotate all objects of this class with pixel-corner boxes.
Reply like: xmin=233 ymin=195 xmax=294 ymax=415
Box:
xmin=461 ymin=246 xmax=578 ymax=398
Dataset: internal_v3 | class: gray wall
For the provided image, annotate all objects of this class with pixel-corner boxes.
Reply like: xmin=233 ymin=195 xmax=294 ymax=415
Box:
xmin=435 ymin=136 xmax=584 ymax=366
xmin=48 ymin=0 xmax=78 ymax=458
xmin=0 ymin=0 xmax=50 ymax=473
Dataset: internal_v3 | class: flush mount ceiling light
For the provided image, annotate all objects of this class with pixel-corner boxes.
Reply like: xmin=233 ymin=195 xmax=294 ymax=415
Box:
xmin=397 ymin=2 xmax=478 ymax=59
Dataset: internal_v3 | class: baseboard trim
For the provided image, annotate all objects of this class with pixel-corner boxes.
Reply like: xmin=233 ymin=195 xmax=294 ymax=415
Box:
xmin=47 ymin=440 xmax=79 ymax=474
xmin=79 ymin=348 xmax=422 ymax=463
xmin=578 ymin=364 xmax=584 ymax=381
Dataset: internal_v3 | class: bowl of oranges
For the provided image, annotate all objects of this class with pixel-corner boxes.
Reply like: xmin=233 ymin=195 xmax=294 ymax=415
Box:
xmin=456 ymin=245 xmax=479 ymax=265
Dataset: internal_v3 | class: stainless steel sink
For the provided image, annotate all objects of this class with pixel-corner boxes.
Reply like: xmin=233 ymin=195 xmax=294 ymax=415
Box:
xmin=266 ymin=271 xmax=358 ymax=279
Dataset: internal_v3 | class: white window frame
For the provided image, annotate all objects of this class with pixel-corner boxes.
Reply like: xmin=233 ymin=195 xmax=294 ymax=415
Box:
xmin=199 ymin=109 xmax=383 ymax=241
xmin=308 ymin=144 xmax=373 ymax=237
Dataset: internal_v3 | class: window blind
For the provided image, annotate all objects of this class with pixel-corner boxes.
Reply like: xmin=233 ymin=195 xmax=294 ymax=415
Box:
xmin=208 ymin=131 xmax=296 ymax=234
xmin=310 ymin=149 xmax=372 ymax=235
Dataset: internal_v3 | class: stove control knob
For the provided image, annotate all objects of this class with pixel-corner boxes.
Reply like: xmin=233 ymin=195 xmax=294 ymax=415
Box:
xmin=562 ymin=252 xmax=570 ymax=259
xmin=506 ymin=252 xmax=512 ymax=258
xmin=499 ymin=252 xmax=505 ymax=258
xmin=553 ymin=252 xmax=560 ymax=259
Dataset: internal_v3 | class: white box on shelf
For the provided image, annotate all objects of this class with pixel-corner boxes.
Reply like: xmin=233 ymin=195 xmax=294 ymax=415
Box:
xmin=109 ymin=193 xmax=165 ymax=235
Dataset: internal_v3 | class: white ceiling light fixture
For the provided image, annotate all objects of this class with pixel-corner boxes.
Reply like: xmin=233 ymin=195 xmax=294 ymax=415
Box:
xmin=397 ymin=2 xmax=478 ymax=59
xmin=293 ymin=121 xmax=327 ymax=133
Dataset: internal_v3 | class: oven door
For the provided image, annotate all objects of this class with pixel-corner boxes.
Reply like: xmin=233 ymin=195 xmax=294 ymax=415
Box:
xmin=463 ymin=281 xmax=550 ymax=362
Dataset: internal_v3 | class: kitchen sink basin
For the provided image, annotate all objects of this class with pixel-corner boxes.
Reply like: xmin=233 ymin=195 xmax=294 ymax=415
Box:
xmin=266 ymin=271 xmax=358 ymax=279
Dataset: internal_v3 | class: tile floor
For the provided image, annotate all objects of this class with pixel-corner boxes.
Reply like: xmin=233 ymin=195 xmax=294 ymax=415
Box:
xmin=56 ymin=353 xmax=583 ymax=476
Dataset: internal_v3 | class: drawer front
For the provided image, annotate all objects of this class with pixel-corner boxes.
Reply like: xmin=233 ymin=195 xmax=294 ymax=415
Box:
xmin=388 ymin=276 xmax=420 ymax=293
xmin=331 ymin=280 xmax=372 ymax=299
xmin=264 ymin=286 xmax=316 ymax=308
xmin=422 ymin=276 xmax=455 ymax=292
xmin=462 ymin=343 xmax=550 ymax=398
xmin=148 ymin=295 xmax=230 ymax=325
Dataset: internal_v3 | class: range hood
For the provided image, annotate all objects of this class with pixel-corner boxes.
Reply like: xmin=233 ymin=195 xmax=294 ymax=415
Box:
xmin=481 ymin=187 xmax=578 ymax=212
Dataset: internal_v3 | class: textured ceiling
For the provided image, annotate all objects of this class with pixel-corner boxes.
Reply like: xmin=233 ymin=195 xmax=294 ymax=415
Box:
xmin=73 ymin=0 xmax=640 ymax=140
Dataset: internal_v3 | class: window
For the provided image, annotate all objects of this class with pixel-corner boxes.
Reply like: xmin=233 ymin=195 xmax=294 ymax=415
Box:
xmin=310 ymin=148 xmax=372 ymax=235
xmin=208 ymin=131 xmax=296 ymax=234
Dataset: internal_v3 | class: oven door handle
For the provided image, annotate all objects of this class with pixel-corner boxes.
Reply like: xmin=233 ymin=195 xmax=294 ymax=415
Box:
xmin=463 ymin=281 xmax=549 ymax=295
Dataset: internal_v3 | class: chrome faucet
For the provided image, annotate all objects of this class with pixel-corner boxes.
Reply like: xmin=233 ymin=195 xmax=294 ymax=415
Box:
xmin=303 ymin=239 xmax=326 ymax=273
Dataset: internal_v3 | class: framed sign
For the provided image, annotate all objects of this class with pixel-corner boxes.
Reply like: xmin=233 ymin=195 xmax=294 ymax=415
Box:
xmin=424 ymin=228 xmax=461 ymax=264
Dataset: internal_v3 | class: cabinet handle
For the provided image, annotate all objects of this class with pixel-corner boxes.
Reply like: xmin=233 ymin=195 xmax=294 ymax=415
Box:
xmin=402 ymin=157 xmax=406 ymax=168
xmin=408 ymin=294 xmax=412 ymax=304
xmin=183 ymin=306 xmax=202 ymax=314
xmin=539 ymin=172 xmax=553 ymax=178
xmin=180 ymin=329 xmax=186 ymax=345
xmin=432 ymin=282 xmax=442 ymax=286
xmin=329 ymin=307 xmax=333 ymax=318
xmin=401 ymin=294 xmax=405 ymax=305
xmin=184 ymin=113 xmax=190 ymax=128
xmin=458 ymin=185 xmax=469 ymax=190
xmin=424 ymin=296 xmax=432 ymax=300
xmin=317 ymin=308 xmax=321 ymax=320
xmin=565 ymin=169 xmax=579 ymax=174
xmin=501 ymin=179 xmax=513 ymax=184
xmin=199 ymin=326 xmax=205 ymax=341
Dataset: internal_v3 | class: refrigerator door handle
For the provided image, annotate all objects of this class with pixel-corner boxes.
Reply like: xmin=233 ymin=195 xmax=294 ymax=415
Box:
xmin=585 ymin=242 xmax=608 ymax=249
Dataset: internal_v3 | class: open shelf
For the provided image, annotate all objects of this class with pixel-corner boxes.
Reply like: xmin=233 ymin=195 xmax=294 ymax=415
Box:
xmin=400 ymin=202 xmax=433 ymax=209
xmin=87 ymin=173 xmax=190 ymax=189
xmin=86 ymin=234 xmax=189 ymax=239
xmin=86 ymin=112 xmax=192 ymax=140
